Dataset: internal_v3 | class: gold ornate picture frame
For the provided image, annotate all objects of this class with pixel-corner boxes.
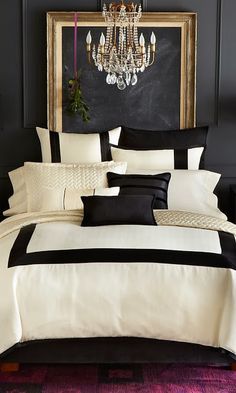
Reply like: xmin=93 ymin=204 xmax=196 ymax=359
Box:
xmin=47 ymin=12 xmax=197 ymax=132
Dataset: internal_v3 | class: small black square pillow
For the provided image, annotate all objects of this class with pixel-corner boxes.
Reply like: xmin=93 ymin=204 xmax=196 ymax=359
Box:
xmin=81 ymin=195 xmax=157 ymax=226
xmin=107 ymin=172 xmax=171 ymax=209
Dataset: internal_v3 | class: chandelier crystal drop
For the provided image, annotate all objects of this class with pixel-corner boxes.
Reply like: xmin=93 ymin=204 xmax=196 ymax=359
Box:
xmin=86 ymin=1 xmax=157 ymax=90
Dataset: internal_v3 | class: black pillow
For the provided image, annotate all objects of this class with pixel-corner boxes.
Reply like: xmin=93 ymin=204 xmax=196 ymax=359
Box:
xmin=81 ymin=195 xmax=157 ymax=226
xmin=118 ymin=126 xmax=208 ymax=169
xmin=107 ymin=172 xmax=171 ymax=209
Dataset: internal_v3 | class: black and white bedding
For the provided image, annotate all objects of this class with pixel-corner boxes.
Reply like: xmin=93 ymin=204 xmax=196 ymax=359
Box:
xmin=1 ymin=210 xmax=236 ymax=356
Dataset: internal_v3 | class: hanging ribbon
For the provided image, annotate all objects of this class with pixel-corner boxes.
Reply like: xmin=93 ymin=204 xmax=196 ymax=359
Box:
xmin=74 ymin=12 xmax=78 ymax=79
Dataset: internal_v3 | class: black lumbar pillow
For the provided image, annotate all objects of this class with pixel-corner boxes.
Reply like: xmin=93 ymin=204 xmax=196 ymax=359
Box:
xmin=118 ymin=126 xmax=208 ymax=169
xmin=119 ymin=125 xmax=208 ymax=149
xmin=81 ymin=195 xmax=157 ymax=226
xmin=107 ymin=172 xmax=171 ymax=210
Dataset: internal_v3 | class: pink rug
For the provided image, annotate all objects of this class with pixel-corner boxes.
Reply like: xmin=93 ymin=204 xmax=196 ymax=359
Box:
xmin=0 ymin=363 xmax=236 ymax=392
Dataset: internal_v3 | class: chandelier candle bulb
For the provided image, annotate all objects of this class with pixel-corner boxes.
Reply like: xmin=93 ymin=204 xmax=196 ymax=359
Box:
xmin=150 ymin=31 xmax=156 ymax=53
xmin=150 ymin=32 xmax=156 ymax=44
xmin=139 ymin=33 xmax=145 ymax=46
xmin=100 ymin=33 xmax=105 ymax=55
xmin=86 ymin=31 xmax=92 ymax=63
xmin=86 ymin=31 xmax=92 ymax=45
xmin=100 ymin=33 xmax=106 ymax=46
xmin=86 ymin=1 xmax=157 ymax=89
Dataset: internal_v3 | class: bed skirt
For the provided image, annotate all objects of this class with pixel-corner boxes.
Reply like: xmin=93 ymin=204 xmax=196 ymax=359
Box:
xmin=1 ymin=338 xmax=235 ymax=364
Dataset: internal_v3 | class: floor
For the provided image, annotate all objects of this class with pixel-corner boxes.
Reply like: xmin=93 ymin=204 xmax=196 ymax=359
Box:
xmin=0 ymin=363 xmax=236 ymax=392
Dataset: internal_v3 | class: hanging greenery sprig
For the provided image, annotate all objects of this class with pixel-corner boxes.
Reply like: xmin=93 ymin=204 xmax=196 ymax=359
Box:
xmin=66 ymin=12 xmax=90 ymax=122
xmin=67 ymin=74 xmax=90 ymax=122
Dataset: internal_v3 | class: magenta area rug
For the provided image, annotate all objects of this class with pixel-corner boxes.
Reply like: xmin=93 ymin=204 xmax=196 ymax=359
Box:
xmin=0 ymin=363 xmax=236 ymax=393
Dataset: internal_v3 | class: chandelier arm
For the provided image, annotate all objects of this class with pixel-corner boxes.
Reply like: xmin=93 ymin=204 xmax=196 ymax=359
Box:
xmin=86 ymin=44 xmax=91 ymax=64
xmin=149 ymin=52 xmax=156 ymax=67
xmin=140 ymin=44 xmax=146 ymax=66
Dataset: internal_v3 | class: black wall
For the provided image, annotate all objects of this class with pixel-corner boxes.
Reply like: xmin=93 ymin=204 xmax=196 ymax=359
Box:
xmin=0 ymin=0 xmax=236 ymax=219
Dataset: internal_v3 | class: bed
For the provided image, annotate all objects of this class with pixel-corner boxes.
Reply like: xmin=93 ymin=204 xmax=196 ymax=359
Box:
xmin=1 ymin=125 xmax=236 ymax=368
xmin=0 ymin=209 xmax=236 ymax=366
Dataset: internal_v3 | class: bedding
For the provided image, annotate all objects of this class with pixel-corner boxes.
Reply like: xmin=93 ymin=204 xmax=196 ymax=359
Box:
xmin=111 ymin=144 xmax=204 ymax=170
xmin=0 ymin=210 xmax=236 ymax=357
xmin=4 ymin=167 xmax=27 ymax=216
xmin=4 ymin=167 xmax=226 ymax=220
xmin=81 ymin=195 xmax=157 ymax=226
xmin=37 ymin=127 xmax=121 ymax=163
xmin=107 ymin=172 xmax=171 ymax=209
xmin=126 ymin=169 xmax=227 ymax=220
xmin=3 ymin=161 xmax=127 ymax=216
xmin=118 ymin=126 xmax=208 ymax=169
xmin=36 ymin=187 xmax=120 ymax=212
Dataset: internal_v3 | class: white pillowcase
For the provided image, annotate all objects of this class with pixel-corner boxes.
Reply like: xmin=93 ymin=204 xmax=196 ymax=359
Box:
xmin=37 ymin=127 xmax=121 ymax=164
xmin=3 ymin=161 xmax=127 ymax=216
xmin=4 ymin=164 xmax=226 ymax=220
xmin=3 ymin=167 xmax=27 ymax=216
xmin=111 ymin=145 xmax=204 ymax=170
xmin=37 ymin=186 xmax=120 ymax=212
xmin=126 ymin=169 xmax=227 ymax=220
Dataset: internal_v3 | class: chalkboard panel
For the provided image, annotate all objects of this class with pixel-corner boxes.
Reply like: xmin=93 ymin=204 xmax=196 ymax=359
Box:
xmin=47 ymin=12 xmax=196 ymax=132
xmin=62 ymin=26 xmax=181 ymax=132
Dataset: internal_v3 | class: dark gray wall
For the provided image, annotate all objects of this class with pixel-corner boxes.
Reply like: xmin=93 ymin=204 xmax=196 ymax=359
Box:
xmin=0 ymin=0 xmax=236 ymax=219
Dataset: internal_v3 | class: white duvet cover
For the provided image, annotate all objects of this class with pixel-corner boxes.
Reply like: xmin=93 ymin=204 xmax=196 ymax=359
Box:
xmin=0 ymin=210 xmax=236 ymax=356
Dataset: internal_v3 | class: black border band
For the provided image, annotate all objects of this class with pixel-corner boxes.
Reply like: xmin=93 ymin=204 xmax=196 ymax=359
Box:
xmin=49 ymin=131 xmax=61 ymax=162
xmin=8 ymin=225 xmax=236 ymax=270
xmin=174 ymin=149 xmax=188 ymax=169
xmin=8 ymin=224 xmax=36 ymax=265
xmin=100 ymin=131 xmax=112 ymax=161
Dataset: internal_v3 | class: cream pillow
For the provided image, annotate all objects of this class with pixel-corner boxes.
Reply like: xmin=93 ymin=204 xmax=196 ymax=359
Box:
xmin=3 ymin=167 xmax=27 ymax=216
xmin=126 ymin=169 xmax=227 ymax=220
xmin=37 ymin=127 xmax=121 ymax=163
xmin=111 ymin=144 xmax=204 ymax=170
xmin=36 ymin=186 xmax=120 ymax=212
xmin=3 ymin=161 xmax=127 ymax=216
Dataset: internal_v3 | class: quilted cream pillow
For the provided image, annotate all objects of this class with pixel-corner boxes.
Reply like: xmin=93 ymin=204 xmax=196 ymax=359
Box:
xmin=3 ymin=161 xmax=127 ymax=216
xmin=33 ymin=186 xmax=120 ymax=212
xmin=24 ymin=161 xmax=127 ymax=212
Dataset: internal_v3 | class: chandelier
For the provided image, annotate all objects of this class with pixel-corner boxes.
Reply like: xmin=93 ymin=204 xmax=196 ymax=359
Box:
xmin=86 ymin=1 xmax=157 ymax=90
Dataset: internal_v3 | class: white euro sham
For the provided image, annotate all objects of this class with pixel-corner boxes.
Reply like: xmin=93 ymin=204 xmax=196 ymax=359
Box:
xmin=111 ymin=145 xmax=204 ymax=170
xmin=37 ymin=127 xmax=121 ymax=164
xmin=126 ymin=169 xmax=227 ymax=220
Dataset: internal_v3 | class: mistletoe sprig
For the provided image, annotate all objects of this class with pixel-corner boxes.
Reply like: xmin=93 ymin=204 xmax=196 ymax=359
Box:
xmin=67 ymin=73 xmax=90 ymax=123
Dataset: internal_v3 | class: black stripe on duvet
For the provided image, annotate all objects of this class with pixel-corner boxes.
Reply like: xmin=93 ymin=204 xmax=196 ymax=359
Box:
xmin=8 ymin=224 xmax=36 ymax=265
xmin=8 ymin=225 xmax=236 ymax=269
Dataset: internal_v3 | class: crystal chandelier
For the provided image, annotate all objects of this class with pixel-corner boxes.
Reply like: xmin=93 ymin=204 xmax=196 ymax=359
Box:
xmin=86 ymin=1 xmax=157 ymax=90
